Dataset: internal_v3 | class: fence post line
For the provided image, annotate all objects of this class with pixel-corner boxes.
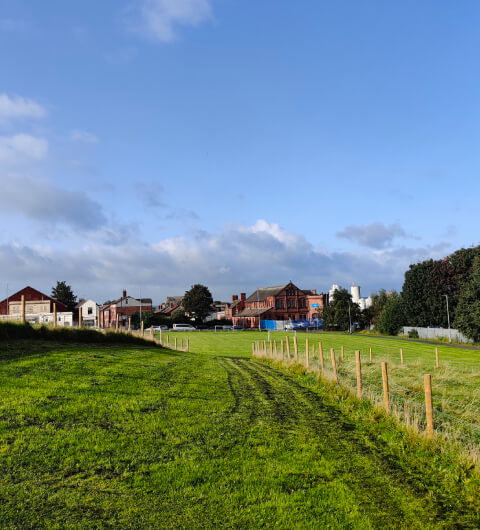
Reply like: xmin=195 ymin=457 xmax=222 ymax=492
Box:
xmin=21 ymin=295 xmax=25 ymax=324
xmin=381 ymin=362 xmax=389 ymax=412
xmin=369 ymin=347 xmax=372 ymax=363
xmin=330 ymin=348 xmax=338 ymax=383
xmin=424 ymin=374 xmax=434 ymax=437
xmin=341 ymin=345 xmax=344 ymax=362
xmin=355 ymin=350 xmax=362 ymax=399
xmin=435 ymin=347 xmax=439 ymax=369
xmin=53 ymin=303 xmax=57 ymax=328
xmin=305 ymin=338 xmax=309 ymax=368
xmin=294 ymin=336 xmax=298 ymax=362
xmin=400 ymin=348 xmax=404 ymax=365
xmin=286 ymin=337 xmax=291 ymax=360
xmin=319 ymin=343 xmax=324 ymax=374
xmin=281 ymin=340 xmax=285 ymax=360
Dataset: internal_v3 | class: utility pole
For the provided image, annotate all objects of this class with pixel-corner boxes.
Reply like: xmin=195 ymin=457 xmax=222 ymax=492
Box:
xmin=443 ymin=294 xmax=451 ymax=344
xmin=348 ymin=302 xmax=352 ymax=334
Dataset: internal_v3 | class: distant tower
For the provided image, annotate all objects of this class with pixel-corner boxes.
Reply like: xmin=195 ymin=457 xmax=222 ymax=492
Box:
xmin=351 ymin=284 xmax=361 ymax=303
xmin=329 ymin=284 xmax=340 ymax=301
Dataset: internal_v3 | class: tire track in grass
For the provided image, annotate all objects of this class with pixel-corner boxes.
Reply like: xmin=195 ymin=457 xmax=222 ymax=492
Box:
xmin=217 ymin=357 xmax=469 ymax=527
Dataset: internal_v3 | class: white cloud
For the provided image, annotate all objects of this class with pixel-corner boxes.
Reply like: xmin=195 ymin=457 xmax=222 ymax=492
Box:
xmin=0 ymin=219 xmax=451 ymax=303
xmin=0 ymin=134 xmax=48 ymax=164
xmin=0 ymin=94 xmax=46 ymax=120
xmin=71 ymin=129 xmax=99 ymax=144
xmin=337 ymin=222 xmax=409 ymax=249
xmin=132 ymin=0 xmax=212 ymax=42
xmin=0 ymin=176 xmax=106 ymax=231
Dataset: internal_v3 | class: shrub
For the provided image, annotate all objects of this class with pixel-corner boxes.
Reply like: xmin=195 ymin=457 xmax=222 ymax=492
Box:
xmin=408 ymin=329 xmax=419 ymax=339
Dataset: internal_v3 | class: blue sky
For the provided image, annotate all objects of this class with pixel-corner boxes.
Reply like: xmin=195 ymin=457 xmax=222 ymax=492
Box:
xmin=1 ymin=0 xmax=479 ymax=304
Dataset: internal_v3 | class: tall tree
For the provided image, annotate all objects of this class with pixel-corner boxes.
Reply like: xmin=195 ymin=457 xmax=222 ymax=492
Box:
xmin=183 ymin=284 xmax=214 ymax=323
xmin=454 ymin=256 xmax=480 ymax=342
xmin=376 ymin=292 xmax=404 ymax=336
xmin=321 ymin=288 xmax=360 ymax=331
xmin=51 ymin=281 xmax=77 ymax=311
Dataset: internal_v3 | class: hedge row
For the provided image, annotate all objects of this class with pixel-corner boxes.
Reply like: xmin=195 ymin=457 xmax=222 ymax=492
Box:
xmin=0 ymin=321 xmax=158 ymax=346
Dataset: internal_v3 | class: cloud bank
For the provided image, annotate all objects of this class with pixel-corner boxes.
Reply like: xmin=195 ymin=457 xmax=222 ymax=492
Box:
xmin=0 ymin=94 xmax=46 ymax=120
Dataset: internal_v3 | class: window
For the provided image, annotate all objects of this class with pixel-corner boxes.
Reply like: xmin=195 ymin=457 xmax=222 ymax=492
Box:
xmin=276 ymin=299 xmax=285 ymax=309
xmin=88 ymin=307 xmax=93 ymax=315
xmin=287 ymin=299 xmax=296 ymax=309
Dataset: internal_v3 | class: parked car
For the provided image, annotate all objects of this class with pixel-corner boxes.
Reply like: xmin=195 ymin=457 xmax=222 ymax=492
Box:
xmin=222 ymin=325 xmax=233 ymax=331
xmin=151 ymin=325 xmax=168 ymax=331
xmin=172 ymin=323 xmax=196 ymax=331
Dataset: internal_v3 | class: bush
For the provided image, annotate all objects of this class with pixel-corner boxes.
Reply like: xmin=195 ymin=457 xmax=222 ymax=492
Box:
xmin=408 ymin=329 xmax=419 ymax=339
xmin=0 ymin=322 xmax=160 ymax=346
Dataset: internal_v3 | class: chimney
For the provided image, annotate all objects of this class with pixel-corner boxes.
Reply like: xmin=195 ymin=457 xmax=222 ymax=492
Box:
xmin=232 ymin=295 xmax=238 ymax=302
xmin=240 ymin=293 xmax=246 ymax=301
xmin=312 ymin=289 xmax=317 ymax=295
xmin=122 ymin=289 xmax=127 ymax=298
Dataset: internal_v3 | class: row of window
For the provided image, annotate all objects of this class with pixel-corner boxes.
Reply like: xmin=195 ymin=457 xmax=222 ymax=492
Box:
xmin=275 ymin=299 xmax=307 ymax=309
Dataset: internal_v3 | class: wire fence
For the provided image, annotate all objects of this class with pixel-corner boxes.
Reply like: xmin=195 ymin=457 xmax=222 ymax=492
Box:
xmin=252 ymin=337 xmax=480 ymax=448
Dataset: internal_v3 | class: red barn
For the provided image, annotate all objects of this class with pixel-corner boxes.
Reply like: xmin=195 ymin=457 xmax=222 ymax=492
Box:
xmin=0 ymin=286 xmax=67 ymax=316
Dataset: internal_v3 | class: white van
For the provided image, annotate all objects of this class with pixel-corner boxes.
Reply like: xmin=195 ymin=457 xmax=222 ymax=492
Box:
xmin=172 ymin=323 xmax=196 ymax=331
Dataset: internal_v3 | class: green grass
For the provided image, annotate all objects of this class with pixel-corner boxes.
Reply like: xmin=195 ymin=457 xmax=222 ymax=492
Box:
xmin=163 ymin=331 xmax=480 ymax=446
xmin=0 ymin=339 xmax=479 ymax=527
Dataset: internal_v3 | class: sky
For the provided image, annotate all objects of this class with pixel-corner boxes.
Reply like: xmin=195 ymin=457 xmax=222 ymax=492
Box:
xmin=1 ymin=0 xmax=480 ymax=304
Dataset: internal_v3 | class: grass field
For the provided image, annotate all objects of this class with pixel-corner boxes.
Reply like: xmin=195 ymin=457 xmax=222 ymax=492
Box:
xmin=1 ymin=336 xmax=480 ymax=527
xmin=163 ymin=331 xmax=480 ymax=447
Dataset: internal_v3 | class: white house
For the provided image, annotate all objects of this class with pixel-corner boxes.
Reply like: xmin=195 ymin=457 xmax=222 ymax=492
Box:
xmin=77 ymin=299 xmax=99 ymax=328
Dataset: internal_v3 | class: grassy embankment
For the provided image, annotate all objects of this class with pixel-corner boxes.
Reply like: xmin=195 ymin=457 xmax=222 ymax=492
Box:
xmin=1 ymin=333 xmax=480 ymax=526
xmin=162 ymin=330 xmax=480 ymax=448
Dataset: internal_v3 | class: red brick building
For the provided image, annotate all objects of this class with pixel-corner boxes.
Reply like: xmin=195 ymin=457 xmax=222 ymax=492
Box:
xmin=0 ymin=286 xmax=67 ymax=316
xmin=231 ymin=282 xmax=326 ymax=328
xmin=99 ymin=290 xmax=153 ymax=328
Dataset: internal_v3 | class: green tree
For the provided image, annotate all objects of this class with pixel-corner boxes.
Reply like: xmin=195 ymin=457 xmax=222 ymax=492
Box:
xmin=376 ymin=292 xmax=404 ymax=336
xmin=321 ymin=288 xmax=360 ymax=331
xmin=51 ymin=281 xmax=77 ymax=311
xmin=454 ymin=256 xmax=480 ymax=342
xmin=183 ymin=284 xmax=214 ymax=324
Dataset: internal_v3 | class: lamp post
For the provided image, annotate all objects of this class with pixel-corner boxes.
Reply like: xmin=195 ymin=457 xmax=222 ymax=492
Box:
xmin=443 ymin=294 xmax=452 ymax=344
xmin=348 ymin=302 xmax=352 ymax=334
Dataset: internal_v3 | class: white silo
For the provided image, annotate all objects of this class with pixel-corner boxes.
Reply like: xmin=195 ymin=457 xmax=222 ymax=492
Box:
xmin=329 ymin=284 xmax=340 ymax=300
xmin=351 ymin=284 xmax=361 ymax=303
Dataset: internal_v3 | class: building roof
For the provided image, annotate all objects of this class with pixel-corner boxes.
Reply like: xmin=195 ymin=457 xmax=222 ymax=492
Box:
xmin=165 ymin=296 xmax=184 ymax=305
xmin=101 ymin=296 xmax=152 ymax=310
xmin=0 ymin=285 xmax=68 ymax=313
xmin=236 ymin=307 xmax=273 ymax=317
xmin=246 ymin=285 xmax=289 ymax=302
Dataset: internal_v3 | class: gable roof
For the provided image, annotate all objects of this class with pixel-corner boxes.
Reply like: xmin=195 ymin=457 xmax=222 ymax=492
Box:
xmin=236 ymin=307 xmax=273 ymax=317
xmin=246 ymin=284 xmax=290 ymax=302
xmin=0 ymin=286 xmax=68 ymax=313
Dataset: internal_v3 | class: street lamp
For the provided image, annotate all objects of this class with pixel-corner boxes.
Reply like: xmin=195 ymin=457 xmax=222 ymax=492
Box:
xmin=348 ymin=302 xmax=352 ymax=334
xmin=443 ymin=294 xmax=452 ymax=344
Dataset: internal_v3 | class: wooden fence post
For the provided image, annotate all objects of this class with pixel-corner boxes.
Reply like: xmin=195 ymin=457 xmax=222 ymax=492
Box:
xmin=174 ymin=337 xmax=177 ymax=350
xmin=286 ymin=337 xmax=291 ymax=360
xmin=141 ymin=321 xmax=144 ymax=337
xmin=128 ymin=317 xmax=132 ymax=333
xmin=150 ymin=327 xmax=154 ymax=340
xmin=53 ymin=302 xmax=57 ymax=328
xmin=263 ymin=340 xmax=267 ymax=356
xmin=330 ymin=348 xmax=338 ymax=383
xmin=435 ymin=347 xmax=439 ymax=369
xmin=181 ymin=338 xmax=184 ymax=350
xmin=294 ymin=336 xmax=298 ymax=362
xmin=319 ymin=343 xmax=324 ymax=374
xmin=166 ymin=334 xmax=170 ymax=347
xmin=305 ymin=339 xmax=309 ymax=368
xmin=341 ymin=345 xmax=344 ymax=362
xmin=400 ymin=348 xmax=404 ymax=365
xmin=355 ymin=350 xmax=362 ymax=399
xmin=281 ymin=340 xmax=285 ymax=360
xmin=424 ymin=374 xmax=434 ymax=438
xmin=369 ymin=347 xmax=372 ymax=363
xmin=274 ymin=340 xmax=278 ymax=357
xmin=381 ymin=362 xmax=389 ymax=412
xmin=186 ymin=339 xmax=190 ymax=352
xmin=252 ymin=343 xmax=255 ymax=356
xmin=269 ymin=341 xmax=273 ymax=357
xmin=21 ymin=295 xmax=25 ymax=324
